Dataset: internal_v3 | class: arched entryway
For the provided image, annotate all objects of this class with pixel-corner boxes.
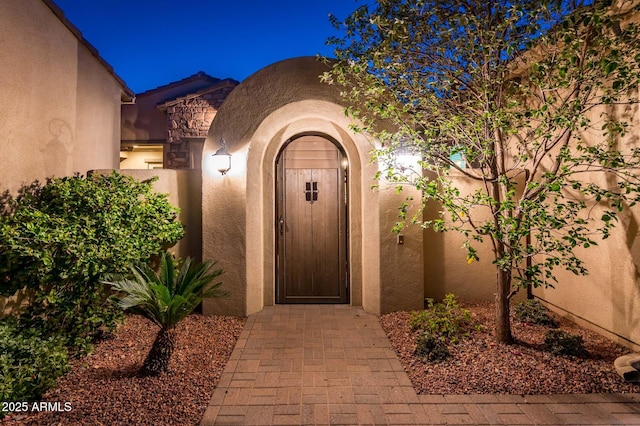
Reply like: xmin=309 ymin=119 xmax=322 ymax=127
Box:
xmin=201 ymin=57 xmax=424 ymax=317
xmin=275 ymin=134 xmax=349 ymax=304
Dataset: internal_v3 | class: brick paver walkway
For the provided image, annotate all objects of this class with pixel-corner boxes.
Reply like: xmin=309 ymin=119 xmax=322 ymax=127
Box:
xmin=200 ymin=305 xmax=640 ymax=425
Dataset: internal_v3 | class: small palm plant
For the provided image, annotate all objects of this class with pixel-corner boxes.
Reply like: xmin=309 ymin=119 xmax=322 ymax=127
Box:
xmin=105 ymin=252 xmax=227 ymax=376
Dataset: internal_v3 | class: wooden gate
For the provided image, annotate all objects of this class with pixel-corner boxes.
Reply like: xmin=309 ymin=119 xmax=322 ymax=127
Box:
xmin=276 ymin=136 xmax=348 ymax=303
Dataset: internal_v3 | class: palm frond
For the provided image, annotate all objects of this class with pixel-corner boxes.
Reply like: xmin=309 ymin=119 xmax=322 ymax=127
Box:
xmin=159 ymin=252 xmax=176 ymax=294
xmin=104 ymin=252 xmax=227 ymax=330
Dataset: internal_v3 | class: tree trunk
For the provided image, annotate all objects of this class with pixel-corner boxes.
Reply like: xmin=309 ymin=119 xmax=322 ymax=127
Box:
xmin=495 ymin=266 xmax=513 ymax=344
xmin=487 ymin=165 xmax=513 ymax=344
xmin=140 ymin=327 xmax=175 ymax=376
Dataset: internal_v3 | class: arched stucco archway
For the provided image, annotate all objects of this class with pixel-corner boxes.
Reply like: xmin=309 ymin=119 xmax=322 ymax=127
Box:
xmin=201 ymin=57 xmax=424 ymax=317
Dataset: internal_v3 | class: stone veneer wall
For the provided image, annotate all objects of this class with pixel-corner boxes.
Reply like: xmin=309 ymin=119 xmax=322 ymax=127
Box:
xmin=165 ymin=86 xmax=235 ymax=169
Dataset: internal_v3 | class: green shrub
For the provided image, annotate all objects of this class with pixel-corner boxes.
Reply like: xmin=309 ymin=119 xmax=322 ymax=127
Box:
xmin=0 ymin=320 xmax=69 ymax=404
xmin=0 ymin=172 xmax=184 ymax=353
xmin=514 ymin=299 xmax=557 ymax=327
xmin=544 ymin=329 xmax=587 ymax=357
xmin=414 ymin=332 xmax=450 ymax=362
xmin=409 ymin=294 xmax=472 ymax=343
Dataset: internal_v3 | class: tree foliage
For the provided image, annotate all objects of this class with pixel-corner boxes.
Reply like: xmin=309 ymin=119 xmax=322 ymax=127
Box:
xmin=0 ymin=172 xmax=185 ymax=351
xmin=324 ymin=0 xmax=640 ymax=342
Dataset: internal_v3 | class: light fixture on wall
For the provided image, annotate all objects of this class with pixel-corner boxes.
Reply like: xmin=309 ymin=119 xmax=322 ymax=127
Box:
xmin=389 ymin=137 xmax=421 ymax=177
xmin=211 ymin=138 xmax=232 ymax=175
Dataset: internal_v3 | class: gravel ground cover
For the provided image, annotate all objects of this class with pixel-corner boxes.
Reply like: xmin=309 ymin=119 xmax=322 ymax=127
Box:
xmin=381 ymin=301 xmax=640 ymax=395
xmin=1 ymin=314 xmax=245 ymax=426
xmin=3 ymin=301 xmax=639 ymax=425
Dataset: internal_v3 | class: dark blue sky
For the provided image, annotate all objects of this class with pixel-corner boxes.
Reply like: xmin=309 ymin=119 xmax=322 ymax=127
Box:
xmin=53 ymin=0 xmax=361 ymax=93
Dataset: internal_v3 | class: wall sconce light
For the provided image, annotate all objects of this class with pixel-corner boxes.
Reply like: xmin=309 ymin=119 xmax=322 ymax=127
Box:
xmin=389 ymin=139 xmax=421 ymax=177
xmin=211 ymin=138 xmax=232 ymax=175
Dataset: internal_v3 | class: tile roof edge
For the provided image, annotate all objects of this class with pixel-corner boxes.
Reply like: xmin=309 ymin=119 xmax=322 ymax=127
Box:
xmin=136 ymin=72 xmax=235 ymax=97
xmin=156 ymin=79 xmax=239 ymax=109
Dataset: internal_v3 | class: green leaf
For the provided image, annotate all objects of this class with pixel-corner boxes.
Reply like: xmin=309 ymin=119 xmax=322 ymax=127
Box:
xmin=105 ymin=252 xmax=227 ymax=331
xmin=0 ymin=172 xmax=185 ymax=353
xmin=327 ymin=0 xmax=640 ymax=343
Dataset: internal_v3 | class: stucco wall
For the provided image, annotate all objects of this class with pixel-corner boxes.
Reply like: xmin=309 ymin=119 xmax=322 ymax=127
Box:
xmin=74 ymin=45 xmax=123 ymax=173
xmin=201 ymin=57 xmax=424 ymax=317
xmin=424 ymin=226 xmax=498 ymax=302
xmin=426 ymin=98 xmax=640 ymax=349
xmin=532 ymin=98 xmax=640 ymax=349
xmin=0 ymin=0 xmax=127 ymax=193
xmin=379 ymin=184 xmax=425 ymax=312
xmin=534 ymin=209 xmax=640 ymax=350
xmin=424 ymin=158 xmax=640 ymax=350
xmin=121 ymin=92 xmax=170 ymax=143
xmin=424 ymin=171 xmax=529 ymax=302
xmin=423 ymin=175 xmax=498 ymax=302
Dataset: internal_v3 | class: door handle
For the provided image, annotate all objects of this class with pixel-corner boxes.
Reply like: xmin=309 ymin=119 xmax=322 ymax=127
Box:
xmin=279 ymin=215 xmax=284 ymax=235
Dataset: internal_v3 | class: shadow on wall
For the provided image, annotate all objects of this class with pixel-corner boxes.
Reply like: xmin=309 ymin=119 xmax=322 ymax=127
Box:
xmin=620 ymin=202 xmax=640 ymax=345
xmin=608 ymin=100 xmax=640 ymax=344
xmin=43 ymin=119 xmax=74 ymax=177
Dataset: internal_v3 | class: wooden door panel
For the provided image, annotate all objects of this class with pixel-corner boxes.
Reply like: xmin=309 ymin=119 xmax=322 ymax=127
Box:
xmin=284 ymin=168 xmax=312 ymax=297
xmin=312 ymin=168 xmax=341 ymax=297
xmin=276 ymin=137 xmax=348 ymax=304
